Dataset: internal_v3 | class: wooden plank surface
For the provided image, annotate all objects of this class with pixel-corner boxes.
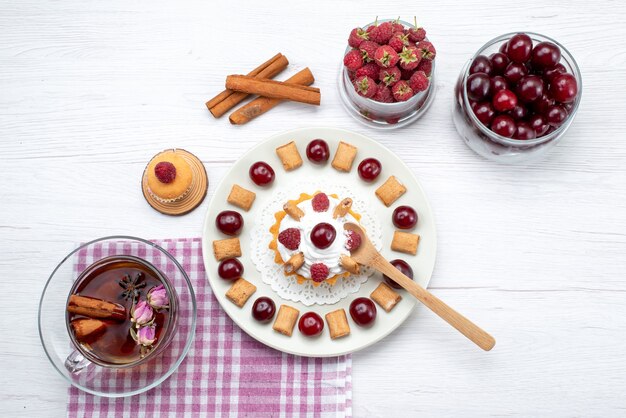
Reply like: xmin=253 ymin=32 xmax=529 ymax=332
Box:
xmin=1 ymin=0 xmax=626 ymax=416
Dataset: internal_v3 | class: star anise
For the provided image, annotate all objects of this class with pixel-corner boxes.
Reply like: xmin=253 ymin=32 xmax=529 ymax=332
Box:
xmin=118 ymin=272 xmax=146 ymax=301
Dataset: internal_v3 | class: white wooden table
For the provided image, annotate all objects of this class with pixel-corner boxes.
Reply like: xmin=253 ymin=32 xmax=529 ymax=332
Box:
xmin=2 ymin=1 xmax=625 ymax=416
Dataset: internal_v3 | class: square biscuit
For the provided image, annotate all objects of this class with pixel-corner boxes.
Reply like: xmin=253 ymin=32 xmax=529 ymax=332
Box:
xmin=325 ymin=309 xmax=350 ymax=339
xmin=213 ymin=238 xmax=241 ymax=261
xmin=273 ymin=305 xmax=300 ymax=336
xmin=375 ymin=176 xmax=406 ymax=206
xmin=391 ymin=231 xmax=420 ymax=255
xmin=226 ymin=278 xmax=256 ymax=308
xmin=331 ymin=141 xmax=358 ymax=172
xmin=371 ymin=282 xmax=402 ymax=312
xmin=227 ymin=184 xmax=256 ymax=211
xmin=275 ymin=141 xmax=303 ymax=171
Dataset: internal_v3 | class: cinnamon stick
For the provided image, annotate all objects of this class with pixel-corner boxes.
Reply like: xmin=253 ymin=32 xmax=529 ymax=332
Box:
xmin=206 ymin=53 xmax=283 ymax=109
xmin=207 ymin=54 xmax=289 ymax=118
xmin=71 ymin=318 xmax=107 ymax=343
xmin=67 ymin=295 xmax=126 ymax=321
xmin=225 ymin=75 xmax=321 ymax=106
xmin=229 ymin=68 xmax=315 ymax=125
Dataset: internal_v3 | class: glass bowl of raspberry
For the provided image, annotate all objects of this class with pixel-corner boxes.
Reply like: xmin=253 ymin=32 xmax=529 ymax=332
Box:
xmin=452 ymin=32 xmax=582 ymax=163
xmin=338 ymin=18 xmax=437 ymax=129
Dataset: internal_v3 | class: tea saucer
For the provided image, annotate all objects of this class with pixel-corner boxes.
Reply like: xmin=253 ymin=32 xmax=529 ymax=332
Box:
xmin=38 ymin=236 xmax=197 ymax=397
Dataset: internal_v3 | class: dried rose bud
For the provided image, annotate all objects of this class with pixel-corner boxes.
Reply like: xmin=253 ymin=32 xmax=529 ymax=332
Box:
xmin=147 ymin=285 xmax=169 ymax=310
xmin=136 ymin=325 xmax=156 ymax=346
xmin=131 ymin=300 xmax=153 ymax=326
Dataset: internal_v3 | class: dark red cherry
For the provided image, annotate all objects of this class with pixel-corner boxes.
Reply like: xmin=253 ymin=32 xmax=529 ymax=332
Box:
xmin=499 ymin=42 xmax=509 ymax=55
xmin=349 ymin=297 xmax=377 ymax=327
xmin=506 ymin=33 xmax=533 ymax=63
xmin=509 ymin=105 xmax=528 ymax=120
xmin=218 ymin=258 xmax=244 ymax=280
xmin=532 ymin=93 xmax=555 ymax=115
xmin=358 ymin=158 xmax=382 ymax=182
xmin=306 ymin=139 xmax=330 ymax=164
xmin=310 ymin=223 xmax=336 ymax=249
xmin=490 ymin=76 xmax=509 ymax=93
xmin=473 ymin=101 xmax=495 ymax=125
xmin=383 ymin=259 xmax=414 ymax=289
xmin=516 ymin=75 xmax=544 ymax=103
xmin=491 ymin=115 xmax=516 ymax=138
xmin=513 ymin=122 xmax=536 ymax=140
xmin=489 ymin=52 xmax=510 ymax=74
xmin=216 ymin=210 xmax=244 ymax=236
xmin=531 ymin=41 xmax=561 ymax=70
xmin=546 ymin=105 xmax=568 ymax=127
xmin=469 ymin=55 xmax=493 ymax=76
xmin=543 ymin=63 xmax=566 ymax=84
xmin=249 ymin=161 xmax=275 ymax=186
xmin=298 ymin=312 xmax=324 ymax=337
xmin=493 ymin=89 xmax=518 ymax=112
xmin=392 ymin=206 xmax=418 ymax=229
xmin=251 ymin=297 xmax=276 ymax=322
xmin=528 ymin=114 xmax=550 ymax=137
xmin=550 ymin=73 xmax=578 ymax=103
xmin=466 ymin=73 xmax=492 ymax=101
xmin=503 ymin=62 xmax=528 ymax=85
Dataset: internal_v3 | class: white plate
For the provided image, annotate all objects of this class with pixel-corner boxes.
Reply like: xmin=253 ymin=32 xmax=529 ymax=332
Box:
xmin=202 ymin=127 xmax=437 ymax=357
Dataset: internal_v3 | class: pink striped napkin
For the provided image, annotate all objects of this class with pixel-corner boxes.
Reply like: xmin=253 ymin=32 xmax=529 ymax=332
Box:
xmin=67 ymin=237 xmax=352 ymax=417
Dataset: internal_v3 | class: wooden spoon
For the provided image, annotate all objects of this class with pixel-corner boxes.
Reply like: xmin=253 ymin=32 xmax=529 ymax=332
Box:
xmin=345 ymin=222 xmax=496 ymax=351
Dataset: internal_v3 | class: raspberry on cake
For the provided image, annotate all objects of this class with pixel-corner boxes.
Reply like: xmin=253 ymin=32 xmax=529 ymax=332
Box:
xmin=269 ymin=192 xmax=363 ymax=286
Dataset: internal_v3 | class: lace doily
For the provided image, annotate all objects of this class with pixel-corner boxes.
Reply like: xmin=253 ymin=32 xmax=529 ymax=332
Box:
xmin=250 ymin=179 xmax=382 ymax=306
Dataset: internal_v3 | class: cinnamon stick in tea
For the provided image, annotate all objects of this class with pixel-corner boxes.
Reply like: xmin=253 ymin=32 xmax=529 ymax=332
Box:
xmin=229 ymin=68 xmax=315 ymax=125
xmin=206 ymin=54 xmax=289 ymax=118
xmin=67 ymin=295 xmax=126 ymax=321
xmin=225 ymin=75 xmax=321 ymax=106
xmin=71 ymin=318 xmax=107 ymax=343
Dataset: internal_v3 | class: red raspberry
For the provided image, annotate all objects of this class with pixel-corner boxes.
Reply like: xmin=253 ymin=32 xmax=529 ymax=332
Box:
xmin=407 ymin=21 xmax=426 ymax=42
xmin=343 ymin=49 xmax=363 ymax=71
xmin=392 ymin=81 xmax=414 ymax=102
xmin=355 ymin=62 xmax=379 ymax=81
xmin=388 ymin=32 xmax=409 ymax=52
xmin=278 ymin=228 xmax=301 ymax=250
xmin=359 ymin=41 xmax=379 ymax=63
xmin=154 ymin=161 xmax=176 ymax=183
xmin=391 ymin=19 xmax=405 ymax=33
xmin=399 ymin=46 xmax=421 ymax=70
xmin=348 ymin=27 xmax=369 ymax=48
xmin=373 ymin=84 xmax=394 ymax=103
xmin=417 ymin=59 xmax=432 ymax=76
xmin=310 ymin=263 xmax=330 ymax=282
xmin=369 ymin=21 xmax=393 ymax=44
xmin=374 ymin=45 xmax=399 ymax=68
xmin=354 ymin=76 xmax=378 ymax=98
xmin=345 ymin=230 xmax=362 ymax=251
xmin=379 ymin=67 xmax=401 ymax=87
xmin=417 ymin=41 xmax=436 ymax=60
xmin=409 ymin=70 xmax=429 ymax=92
xmin=311 ymin=193 xmax=330 ymax=212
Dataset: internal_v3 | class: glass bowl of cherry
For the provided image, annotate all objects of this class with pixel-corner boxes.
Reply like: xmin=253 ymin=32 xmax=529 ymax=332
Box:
xmin=452 ymin=32 xmax=582 ymax=163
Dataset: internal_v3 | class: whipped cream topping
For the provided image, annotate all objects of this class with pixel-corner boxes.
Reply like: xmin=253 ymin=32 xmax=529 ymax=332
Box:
xmin=277 ymin=195 xmax=358 ymax=278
